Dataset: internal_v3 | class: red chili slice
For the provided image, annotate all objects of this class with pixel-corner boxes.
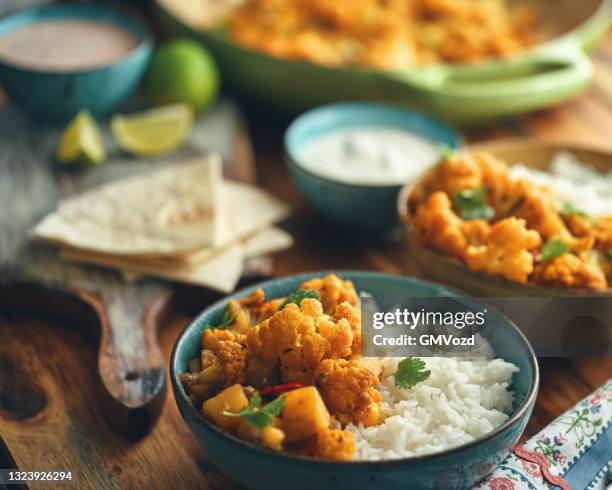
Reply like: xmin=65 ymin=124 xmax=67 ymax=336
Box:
xmin=260 ymin=382 xmax=304 ymax=398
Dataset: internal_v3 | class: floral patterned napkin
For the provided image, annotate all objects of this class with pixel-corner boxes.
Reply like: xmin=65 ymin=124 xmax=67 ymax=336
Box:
xmin=475 ymin=380 xmax=611 ymax=490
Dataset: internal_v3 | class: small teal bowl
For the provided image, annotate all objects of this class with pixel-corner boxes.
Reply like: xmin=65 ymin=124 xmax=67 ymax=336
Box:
xmin=171 ymin=271 xmax=539 ymax=490
xmin=284 ymin=103 xmax=461 ymax=234
xmin=0 ymin=4 xmax=153 ymax=124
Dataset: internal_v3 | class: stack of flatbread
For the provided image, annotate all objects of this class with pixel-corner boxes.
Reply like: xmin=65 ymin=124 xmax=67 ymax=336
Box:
xmin=33 ymin=154 xmax=292 ymax=292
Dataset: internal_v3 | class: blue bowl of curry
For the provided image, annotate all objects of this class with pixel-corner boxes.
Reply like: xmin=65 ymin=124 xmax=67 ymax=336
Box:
xmin=170 ymin=271 xmax=538 ymax=490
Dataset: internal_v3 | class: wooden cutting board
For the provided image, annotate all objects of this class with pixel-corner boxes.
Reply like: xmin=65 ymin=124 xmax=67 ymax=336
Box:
xmin=0 ymin=99 xmax=259 ymax=440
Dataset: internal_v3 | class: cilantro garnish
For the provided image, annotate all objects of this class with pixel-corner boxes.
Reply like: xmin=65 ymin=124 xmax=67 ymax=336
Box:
xmin=453 ymin=187 xmax=494 ymax=221
xmin=606 ymin=249 xmax=612 ymax=261
xmin=223 ymin=392 xmax=286 ymax=429
xmin=394 ymin=357 xmax=431 ymax=389
xmin=561 ymin=202 xmax=586 ymax=217
xmin=201 ymin=305 xmax=236 ymax=332
xmin=537 ymin=239 xmax=570 ymax=261
xmin=279 ymin=289 xmax=319 ymax=310
xmin=439 ymin=145 xmax=457 ymax=160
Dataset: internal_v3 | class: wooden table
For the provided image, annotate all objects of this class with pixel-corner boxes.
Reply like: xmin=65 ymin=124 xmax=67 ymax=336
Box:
xmin=1 ymin=33 xmax=611 ymax=490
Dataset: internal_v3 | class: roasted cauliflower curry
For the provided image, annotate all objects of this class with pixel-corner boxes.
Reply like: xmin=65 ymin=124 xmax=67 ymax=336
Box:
xmin=228 ymin=0 xmax=537 ymax=69
xmin=181 ymin=275 xmax=383 ymax=461
xmin=407 ymin=152 xmax=612 ymax=291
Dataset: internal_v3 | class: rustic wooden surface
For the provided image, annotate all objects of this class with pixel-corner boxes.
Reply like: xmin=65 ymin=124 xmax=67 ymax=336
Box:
xmin=0 ymin=99 xmax=258 ymax=440
xmin=1 ymin=32 xmax=611 ymax=490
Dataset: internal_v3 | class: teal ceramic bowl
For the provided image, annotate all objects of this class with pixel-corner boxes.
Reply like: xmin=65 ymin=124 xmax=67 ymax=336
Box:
xmin=171 ymin=271 xmax=539 ymax=490
xmin=0 ymin=4 xmax=153 ymax=123
xmin=284 ymin=103 xmax=460 ymax=234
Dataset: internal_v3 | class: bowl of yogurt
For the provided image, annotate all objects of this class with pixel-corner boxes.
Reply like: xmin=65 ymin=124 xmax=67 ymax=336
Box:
xmin=284 ymin=102 xmax=460 ymax=233
xmin=0 ymin=4 xmax=153 ymax=123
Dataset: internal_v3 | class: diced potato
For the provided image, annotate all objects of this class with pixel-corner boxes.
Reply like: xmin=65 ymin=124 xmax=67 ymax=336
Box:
xmin=280 ymin=386 xmax=331 ymax=443
xmin=261 ymin=426 xmax=285 ymax=451
xmin=202 ymin=384 xmax=249 ymax=431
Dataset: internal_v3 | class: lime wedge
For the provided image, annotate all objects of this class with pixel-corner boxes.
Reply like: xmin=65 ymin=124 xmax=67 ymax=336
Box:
xmin=111 ymin=103 xmax=194 ymax=157
xmin=57 ymin=110 xmax=106 ymax=166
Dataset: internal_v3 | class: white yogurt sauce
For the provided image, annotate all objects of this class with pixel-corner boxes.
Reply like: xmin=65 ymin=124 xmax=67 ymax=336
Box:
xmin=297 ymin=126 xmax=441 ymax=185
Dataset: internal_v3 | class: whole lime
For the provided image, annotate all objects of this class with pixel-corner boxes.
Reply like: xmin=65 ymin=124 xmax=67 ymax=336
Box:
xmin=143 ymin=39 xmax=220 ymax=112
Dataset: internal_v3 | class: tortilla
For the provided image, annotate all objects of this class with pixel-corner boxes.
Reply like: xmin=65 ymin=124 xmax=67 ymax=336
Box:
xmin=33 ymin=155 xmax=290 ymax=256
xmin=34 ymin=155 xmax=222 ymax=254
xmin=59 ymin=227 xmax=293 ymax=292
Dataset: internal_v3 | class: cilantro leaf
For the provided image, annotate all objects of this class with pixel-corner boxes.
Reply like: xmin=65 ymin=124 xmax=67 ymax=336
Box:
xmin=537 ymin=239 xmax=569 ymax=261
xmin=223 ymin=392 xmax=286 ymax=429
xmin=561 ymin=202 xmax=586 ymax=217
xmin=260 ymin=395 xmax=286 ymax=417
xmin=279 ymin=289 xmax=320 ymax=310
xmin=453 ymin=188 xmax=494 ymax=221
xmin=438 ymin=145 xmax=457 ymax=160
xmin=606 ymin=249 xmax=612 ymax=261
xmin=201 ymin=305 xmax=236 ymax=332
xmin=394 ymin=357 xmax=431 ymax=389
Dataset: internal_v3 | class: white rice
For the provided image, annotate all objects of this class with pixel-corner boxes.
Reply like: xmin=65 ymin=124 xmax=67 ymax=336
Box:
xmin=347 ymin=357 xmax=519 ymax=461
xmin=510 ymin=151 xmax=612 ymax=216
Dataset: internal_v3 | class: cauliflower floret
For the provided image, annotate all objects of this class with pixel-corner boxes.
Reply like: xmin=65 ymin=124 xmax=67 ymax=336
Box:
xmin=593 ymin=216 xmax=612 ymax=251
xmin=202 ymin=329 xmax=248 ymax=387
xmin=424 ymin=152 xmax=483 ymax=197
xmin=516 ymin=185 xmax=592 ymax=253
xmin=516 ymin=184 xmax=565 ymax=239
xmin=227 ymin=289 xmax=284 ymax=333
xmin=314 ymin=359 xmax=381 ymax=427
xmin=412 ymin=191 xmax=469 ymax=259
xmin=297 ymin=428 xmax=356 ymax=461
xmin=533 ymin=253 xmax=608 ymax=291
xmin=246 ymin=299 xmax=353 ymax=384
xmin=332 ymin=301 xmax=362 ymax=357
xmin=462 ymin=219 xmax=491 ymax=247
xmin=247 ymin=301 xmax=326 ymax=384
xmin=464 ymin=217 xmax=541 ymax=283
xmin=476 ymin=153 xmax=525 ymax=217
xmin=299 ymin=274 xmax=358 ymax=313
xmin=563 ymin=213 xmax=592 ymax=238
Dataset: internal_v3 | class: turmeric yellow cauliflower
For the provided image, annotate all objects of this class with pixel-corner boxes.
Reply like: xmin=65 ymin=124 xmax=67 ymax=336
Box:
xmin=465 ymin=217 xmax=541 ymax=284
xmin=533 ymin=254 xmax=608 ymax=291
xmin=247 ymin=298 xmax=354 ymax=385
xmin=412 ymin=191 xmax=469 ymax=259
xmin=299 ymin=274 xmax=358 ymax=313
xmin=314 ymin=358 xmax=382 ymax=427
xmin=298 ymin=428 xmax=356 ymax=461
xmin=202 ymin=329 xmax=248 ymax=387
xmin=228 ymin=0 xmax=537 ymax=69
xmin=409 ymin=151 xmax=611 ymax=291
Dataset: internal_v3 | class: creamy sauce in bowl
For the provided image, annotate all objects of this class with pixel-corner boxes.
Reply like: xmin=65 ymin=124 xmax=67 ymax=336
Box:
xmin=0 ymin=19 xmax=139 ymax=71
xmin=297 ymin=126 xmax=441 ymax=186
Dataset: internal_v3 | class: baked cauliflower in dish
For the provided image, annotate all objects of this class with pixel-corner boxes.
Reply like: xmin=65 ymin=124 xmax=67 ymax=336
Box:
xmin=228 ymin=0 xmax=536 ymax=69
xmin=181 ymin=275 xmax=382 ymax=461
xmin=408 ymin=152 xmax=612 ymax=291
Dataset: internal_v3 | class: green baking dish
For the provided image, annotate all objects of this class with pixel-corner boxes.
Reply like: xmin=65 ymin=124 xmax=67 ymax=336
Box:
xmin=155 ymin=0 xmax=611 ymax=124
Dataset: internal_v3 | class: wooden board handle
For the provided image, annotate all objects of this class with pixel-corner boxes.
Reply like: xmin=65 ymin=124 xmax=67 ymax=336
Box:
xmin=76 ymin=287 xmax=169 ymax=438
xmin=0 ymin=279 xmax=170 ymax=439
